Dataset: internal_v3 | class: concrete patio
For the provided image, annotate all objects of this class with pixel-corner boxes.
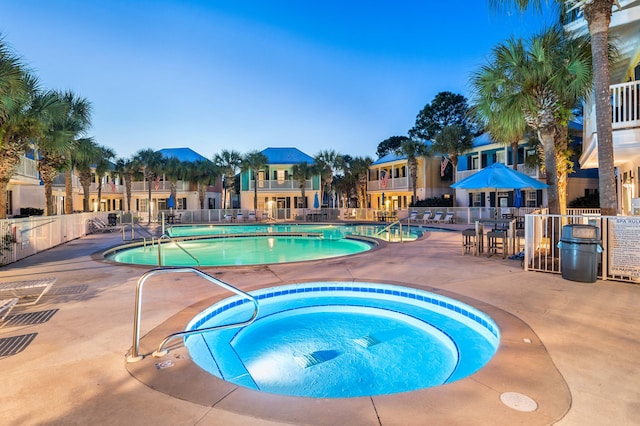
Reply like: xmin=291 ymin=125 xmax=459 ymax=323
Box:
xmin=0 ymin=226 xmax=638 ymax=425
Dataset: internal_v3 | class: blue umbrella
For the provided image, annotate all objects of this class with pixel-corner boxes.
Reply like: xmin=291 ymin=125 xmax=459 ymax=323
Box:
xmin=313 ymin=193 xmax=320 ymax=208
xmin=514 ymin=188 xmax=523 ymax=208
xmin=451 ymin=163 xmax=548 ymax=190
xmin=167 ymin=194 xmax=175 ymax=209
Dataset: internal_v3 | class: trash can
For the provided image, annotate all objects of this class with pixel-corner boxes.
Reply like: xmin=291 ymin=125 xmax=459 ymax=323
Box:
xmin=107 ymin=213 xmax=118 ymax=226
xmin=557 ymin=224 xmax=602 ymax=283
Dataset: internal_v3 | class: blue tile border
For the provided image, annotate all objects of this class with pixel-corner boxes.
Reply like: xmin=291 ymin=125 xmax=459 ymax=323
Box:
xmin=190 ymin=283 xmax=500 ymax=339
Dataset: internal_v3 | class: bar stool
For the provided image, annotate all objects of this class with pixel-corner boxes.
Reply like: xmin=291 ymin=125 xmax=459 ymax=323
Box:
xmin=462 ymin=229 xmax=478 ymax=255
xmin=515 ymin=228 xmax=525 ymax=253
xmin=487 ymin=230 xmax=507 ymax=258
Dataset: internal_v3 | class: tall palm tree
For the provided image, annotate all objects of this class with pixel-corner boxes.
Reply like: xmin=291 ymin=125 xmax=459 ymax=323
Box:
xmin=349 ymin=156 xmax=373 ymax=208
xmin=470 ymin=26 xmax=592 ymax=214
xmin=114 ymin=157 xmax=138 ymax=212
xmin=0 ymin=64 xmax=39 ymax=219
xmin=491 ymin=0 xmax=618 ymax=214
xmin=213 ymin=149 xmax=242 ymax=209
xmin=162 ymin=157 xmax=187 ymax=210
xmin=133 ymin=148 xmax=164 ymax=223
xmin=432 ymin=125 xmax=474 ymax=207
xmin=241 ymin=150 xmax=268 ymax=210
xmin=291 ymin=162 xmax=316 ymax=208
xmin=94 ymin=145 xmax=116 ymax=211
xmin=314 ymin=149 xmax=341 ymax=207
xmin=186 ymin=159 xmax=220 ymax=209
xmin=72 ymin=137 xmax=100 ymax=212
xmin=395 ymin=139 xmax=429 ymax=205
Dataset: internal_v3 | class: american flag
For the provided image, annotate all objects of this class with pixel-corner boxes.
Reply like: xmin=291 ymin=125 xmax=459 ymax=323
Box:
xmin=154 ymin=176 xmax=160 ymax=190
xmin=380 ymin=170 xmax=389 ymax=188
xmin=441 ymin=156 xmax=450 ymax=177
xmin=110 ymin=181 xmax=116 ymax=192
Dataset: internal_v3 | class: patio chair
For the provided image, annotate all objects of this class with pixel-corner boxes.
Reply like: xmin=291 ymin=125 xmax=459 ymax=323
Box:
xmin=422 ymin=211 xmax=432 ymax=224
xmin=429 ymin=212 xmax=443 ymax=223
xmin=408 ymin=210 xmax=418 ymax=222
xmin=441 ymin=212 xmax=455 ymax=224
xmin=0 ymin=277 xmax=56 ymax=307
xmin=0 ymin=298 xmax=18 ymax=327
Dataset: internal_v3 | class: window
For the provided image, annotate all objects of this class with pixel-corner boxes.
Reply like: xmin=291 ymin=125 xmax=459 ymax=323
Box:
xmin=277 ymin=170 xmax=285 ymax=184
xmin=526 ymin=191 xmax=537 ymax=207
xmin=472 ymin=156 xmax=479 ymax=170
xmin=496 ymin=150 xmax=505 ymax=164
xmin=473 ymin=193 xmax=482 ymax=207
xmin=258 ymin=171 xmax=265 ymax=188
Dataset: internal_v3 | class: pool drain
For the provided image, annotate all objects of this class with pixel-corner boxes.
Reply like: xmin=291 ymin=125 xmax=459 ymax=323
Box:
xmin=500 ymin=392 xmax=538 ymax=412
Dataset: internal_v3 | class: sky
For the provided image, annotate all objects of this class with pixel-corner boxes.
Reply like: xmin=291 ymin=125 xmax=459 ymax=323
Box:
xmin=2 ymin=1 xmax=557 ymax=161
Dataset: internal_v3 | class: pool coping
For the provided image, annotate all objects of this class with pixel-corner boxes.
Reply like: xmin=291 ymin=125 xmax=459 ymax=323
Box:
xmin=126 ymin=280 xmax=571 ymax=425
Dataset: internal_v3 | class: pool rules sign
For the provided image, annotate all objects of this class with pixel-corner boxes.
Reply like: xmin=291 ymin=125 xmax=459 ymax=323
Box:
xmin=609 ymin=218 xmax=640 ymax=281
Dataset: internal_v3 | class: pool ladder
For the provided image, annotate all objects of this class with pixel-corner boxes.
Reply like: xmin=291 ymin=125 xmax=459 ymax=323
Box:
xmin=376 ymin=220 xmax=404 ymax=243
xmin=126 ymin=267 xmax=259 ymax=363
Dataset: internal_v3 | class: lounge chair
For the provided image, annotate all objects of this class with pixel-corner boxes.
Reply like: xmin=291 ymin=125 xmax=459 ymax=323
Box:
xmin=442 ymin=212 xmax=455 ymax=224
xmin=0 ymin=298 xmax=18 ymax=326
xmin=89 ymin=219 xmax=114 ymax=233
xmin=0 ymin=277 xmax=56 ymax=307
xmin=422 ymin=211 xmax=432 ymax=224
xmin=429 ymin=212 xmax=443 ymax=223
xmin=408 ymin=210 xmax=418 ymax=221
xmin=248 ymin=211 xmax=257 ymax=221
xmin=223 ymin=213 xmax=232 ymax=222
xmin=236 ymin=212 xmax=244 ymax=222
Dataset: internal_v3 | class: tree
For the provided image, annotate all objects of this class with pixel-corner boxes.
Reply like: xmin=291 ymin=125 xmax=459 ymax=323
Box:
xmin=186 ymin=159 xmax=219 ymax=209
xmin=349 ymin=156 xmax=373 ymax=208
xmin=491 ymin=0 xmax=618 ymax=215
xmin=94 ymin=145 xmax=116 ymax=211
xmin=376 ymin=136 xmax=408 ymax=158
xmin=432 ymin=125 xmax=474 ymax=207
xmin=314 ymin=149 xmax=341 ymax=207
xmin=72 ymin=137 xmax=100 ymax=212
xmin=133 ymin=148 xmax=164 ymax=223
xmin=114 ymin=157 xmax=138 ymax=212
xmin=162 ymin=156 xmax=187 ymax=210
xmin=395 ymin=139 xmax=429 ymax=205
xmin=410 ymin=91 xmax=480 ymax=142
xmin=469 ymin=26 xmax=592 ymax=214
xmin=291 ymin=162 xmax=316 ymax=208
xmin=213 ymin=149 xmax=242 ymax=209
xmin=0 ymin=35 xmax=29 ymax=148
xmin=241 ymin=150 xmax=268 ymax=210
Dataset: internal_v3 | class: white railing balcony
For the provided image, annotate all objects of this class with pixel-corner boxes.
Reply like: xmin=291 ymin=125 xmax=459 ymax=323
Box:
xmin=14 ymin=157 xmax=39 ymax=180
xmin=367 ymin=176 xmax=409 ymax=191
xmin=611 ymin=81 xmax=640 ymax=130
xmin=249 ymin=180 xmax=312 ymax=191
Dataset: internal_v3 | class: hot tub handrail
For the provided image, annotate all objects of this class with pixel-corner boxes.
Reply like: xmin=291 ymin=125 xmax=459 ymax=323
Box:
xmin=376 ymin=220 xmax=403 ymax=243
xmin=126 ymin=267 xmax=259 ymax=363
xmin=157 ymin=234 xmax=200 ymax=266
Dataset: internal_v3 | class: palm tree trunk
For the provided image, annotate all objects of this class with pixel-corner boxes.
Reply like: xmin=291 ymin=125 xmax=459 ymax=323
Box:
xmin=65 ymin=170 xmax=73 ymax=214
xmin=538 ymin=129 xmax=560 ymax=215
xmin=586 ymin=1 xmax=617 ymax=216
xmin=0 ymin=180 xmax=8 ymax=219
xmin=125 ymin=175 xmax=132 ymax=211
xmin=510 ymin=141 xmax=519 ymax=171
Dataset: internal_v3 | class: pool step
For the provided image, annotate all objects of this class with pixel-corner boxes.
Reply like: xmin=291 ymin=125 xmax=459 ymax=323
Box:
xmin=353 ymin=335 xmax=382 ymax=348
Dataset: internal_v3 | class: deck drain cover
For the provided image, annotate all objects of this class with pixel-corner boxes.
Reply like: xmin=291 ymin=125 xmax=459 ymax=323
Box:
xmin=500 ymin=392 xmax=538 ymax=412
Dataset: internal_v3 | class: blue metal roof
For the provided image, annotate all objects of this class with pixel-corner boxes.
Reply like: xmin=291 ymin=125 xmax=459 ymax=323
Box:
xmin=473 ymin=133 xmax=494 ymax=147
xmin=372 ymin=152 xmax=406 ymax=165
xmin=159 ymin=147 xmax=209 ymax=163
xmin=261 ymin=147 xmax=315 ymax=165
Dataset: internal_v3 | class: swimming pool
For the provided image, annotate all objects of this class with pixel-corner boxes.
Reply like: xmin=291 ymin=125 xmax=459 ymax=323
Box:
xmin=106 ymin=236 xmax=374 ymax=267
xmin=185 ymin=282 xmax=500 ymax=398
xmin=167 ymin=223 xmax=426 ymax=242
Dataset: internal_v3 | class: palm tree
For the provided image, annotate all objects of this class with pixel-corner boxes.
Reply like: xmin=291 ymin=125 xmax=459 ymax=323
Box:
xmin=491 ymin=0 xmax=618 ymax=215
xmin=314 ymin=149 xmax=341 ymax=207
xmin=114 ymin=157 xmax=138 ymax=212
xmin=133 ymin=148 xmax=164 ymax=223
xmin=186 ymin=159 xmax=220 ymax=209
xmin=349 ymin=156 xmax=373 ymax=208
xmin=0 ymin=66 xmax=40 ymax=219
xmin=72 ymin=137 xmax=100 ymax=212
xmin=241 ymin=150 xmax=268 ymax=210
xmin=94 ymin=145 xmax=116 ymax=211
xmin=432 ymin=125 xmax=474 ymax=207
xmin=291 ymin=162 xmax=316 ymax=208
xmin=162 ymin=157 xmax=187 ymax=210
xmin=469 ymin=26 xmax=592 ymax=214
xmin=395 ymin=139 xmax=429 ymax=205
xmin=213 ymin=149 xmax=242 ymax=209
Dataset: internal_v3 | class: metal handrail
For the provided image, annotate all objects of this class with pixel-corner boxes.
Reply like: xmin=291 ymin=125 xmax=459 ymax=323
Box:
xmin=157 ymin=234 xmax=200 ymax=266
xmin=376 ymin=219 xmax=403 ymax=243
xmin=126 ymin=267 xmax=259 ymax=362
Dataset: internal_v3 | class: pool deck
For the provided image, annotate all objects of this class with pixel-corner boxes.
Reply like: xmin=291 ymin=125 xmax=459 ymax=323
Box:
xmin=1 ymin=224 xmax=639 ymax=425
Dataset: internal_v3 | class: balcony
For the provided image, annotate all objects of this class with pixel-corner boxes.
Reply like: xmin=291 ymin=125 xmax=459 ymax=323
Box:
xmin=367 ymin=176 xmax=409 ymax=191
xmin=249 ymin=180 xmax=312 ymax=191
xmin=12 ymin=157 xmax=39 ymax=182
xmin=456 ymin=164 xmax=544 ymax=183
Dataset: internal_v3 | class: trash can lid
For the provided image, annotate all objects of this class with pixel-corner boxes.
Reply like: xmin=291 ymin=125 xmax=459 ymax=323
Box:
xmin=561 ymin=224 xmax=599 ymax=240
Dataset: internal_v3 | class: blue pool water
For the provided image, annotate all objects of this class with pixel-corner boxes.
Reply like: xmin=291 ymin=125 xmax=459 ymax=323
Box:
xmin=167 ymin=223 xmax=428 ymax=242
xmin=185 ymin=282 xmax=500 ymax=398
xmin=106 ymin=236 xmax=373 ymax=267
